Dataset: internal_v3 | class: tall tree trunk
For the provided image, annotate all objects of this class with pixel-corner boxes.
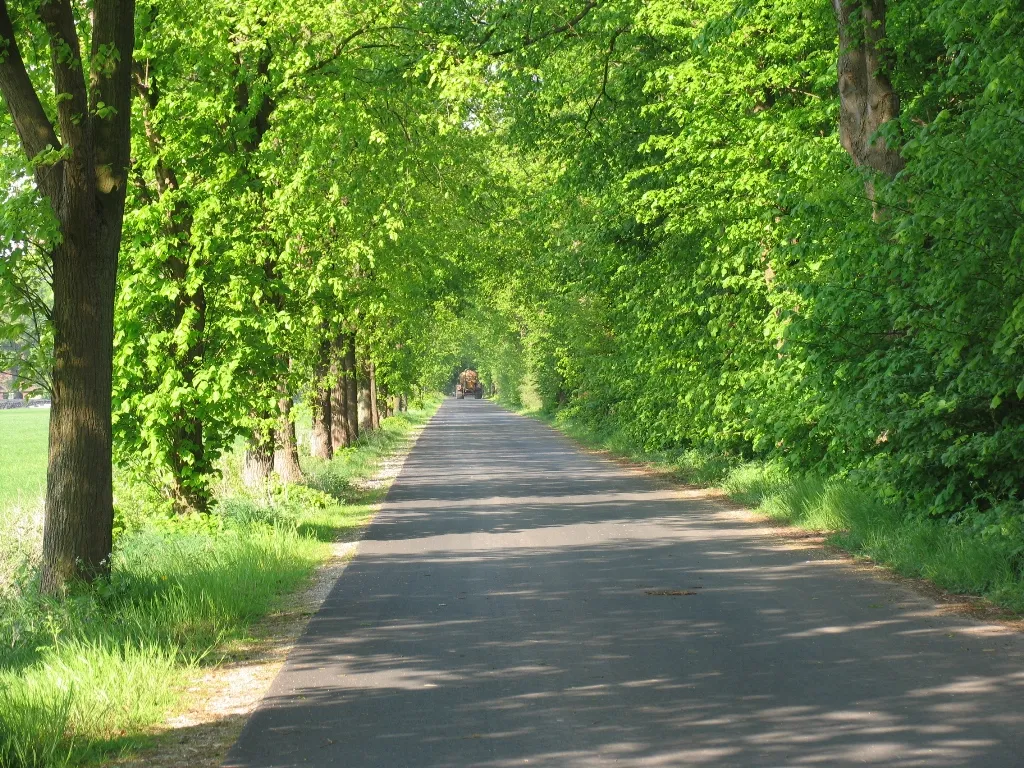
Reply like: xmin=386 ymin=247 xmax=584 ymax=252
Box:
xmin=333 ymin=330 xmax=359 ymax=449
xmin=358 ymin=362 xmax=373 ymax=432
xmin=165 ymin=260 xmax=208 ymax=513
xmin=330 ymin=368 xmax=347 ymax=449
xmin=833 ymin=0 xmax=904 ymax=202
xmin=331 ymin=342 xmax=350 ymax=449
xmin=0 ymin=0 xmax=136 ymax=591
xmin=310 ymin=384 xmax=333 ymax=460
xmin=345 ymin=333 xmax=359 ymax=443
xmin=168 ymin=413 xmax=209 ymax=515
xmin=243 ymin=430 xmax=275 ymax=488
xmin=42 ymin=204 xmax=121 ymax=587
xmin=309 ymin=332 xmax=333 ymax=460
xmin=274 ymin=385 xmax=303 ymax=483
xmin=368 ymin=359 xmax=380 ymax=430
xmin=133 ymin=56 xmax=211 ymax=515
xmin=378 ymin=382 xmax=389 ymax=420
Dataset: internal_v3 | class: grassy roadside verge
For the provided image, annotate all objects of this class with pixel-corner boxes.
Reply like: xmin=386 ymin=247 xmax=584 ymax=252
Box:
xmin=0 ymin=396 xmax=441 ymax=768
xmin=521 ymin=406 xmax=1024 ymax=615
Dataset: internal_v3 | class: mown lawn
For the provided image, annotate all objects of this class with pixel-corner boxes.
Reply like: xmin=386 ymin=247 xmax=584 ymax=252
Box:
xmin=0 ymin=409 xmax=49 ymax=510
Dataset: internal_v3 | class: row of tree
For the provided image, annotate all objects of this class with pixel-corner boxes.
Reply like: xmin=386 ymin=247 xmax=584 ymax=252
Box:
xmin=463 ymin=0 xmax=1024 ymax=543
xmin=4 ymin=0 xmax=1021 ymax=591
xmin=0 ymin=0 xmax=579 ymax=592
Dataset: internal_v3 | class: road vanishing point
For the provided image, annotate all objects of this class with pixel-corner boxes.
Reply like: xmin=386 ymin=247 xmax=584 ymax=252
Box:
xmin=227 ymin=399 xmax=1024 ymax=767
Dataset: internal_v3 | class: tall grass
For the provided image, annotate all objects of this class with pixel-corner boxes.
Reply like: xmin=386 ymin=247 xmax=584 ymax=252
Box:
xmin=527 ymin=407 xmax=1024 ymax=613
xmin=0 ymin=398 xmax=440 ymax=767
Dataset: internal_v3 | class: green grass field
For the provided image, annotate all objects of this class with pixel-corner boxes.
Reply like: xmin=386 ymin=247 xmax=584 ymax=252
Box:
xmin=0 ymin=409 xmax=49 ymax=511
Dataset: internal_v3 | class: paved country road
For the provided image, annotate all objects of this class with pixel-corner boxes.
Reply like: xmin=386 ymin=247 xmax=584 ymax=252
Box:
xmin=226 ymin=399 xmax=1024 ymax=767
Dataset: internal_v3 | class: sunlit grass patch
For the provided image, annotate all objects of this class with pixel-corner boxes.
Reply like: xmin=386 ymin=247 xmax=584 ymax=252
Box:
xmin=0 ymin=501 xmax=44 ymax=599
xmin=834 ymin=505 xmax=1024 ymax=611
xmin=717 ymin=464 xmax=1024 ymax=610
xmin=0 ymin=409 xmax=49 ymax=511
xmin=0 ymin=523 xmax=325 ymax=767
xmin=0 ymin=639 xmax=181 ymax=767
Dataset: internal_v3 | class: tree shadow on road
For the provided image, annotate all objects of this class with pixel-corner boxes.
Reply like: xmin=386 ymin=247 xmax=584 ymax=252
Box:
xmin=226 ymin=401 xmax=1024 ymax=767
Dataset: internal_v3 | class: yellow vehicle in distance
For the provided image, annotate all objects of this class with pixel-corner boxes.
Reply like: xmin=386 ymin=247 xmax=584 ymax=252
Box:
xmin=456 ymin=369 xmax=484 ymax=399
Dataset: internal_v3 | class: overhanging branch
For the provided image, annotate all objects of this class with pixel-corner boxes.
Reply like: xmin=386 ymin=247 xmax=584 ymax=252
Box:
xmin=486 ymin=0 xmax=603 ymax=57
xmin=0 ymin=0 xmax=62 ymax=196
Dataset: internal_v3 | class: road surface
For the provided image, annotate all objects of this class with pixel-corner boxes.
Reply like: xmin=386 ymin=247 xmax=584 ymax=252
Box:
xmin=226 ymin=399 xmax=1024 ymax=767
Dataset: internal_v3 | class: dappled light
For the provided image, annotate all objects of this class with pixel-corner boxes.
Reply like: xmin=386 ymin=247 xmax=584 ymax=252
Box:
xmin=2 ymin=0 xmax=1023 ymax=762
xmin=227 ymin=402 xmax=1024 ymax=767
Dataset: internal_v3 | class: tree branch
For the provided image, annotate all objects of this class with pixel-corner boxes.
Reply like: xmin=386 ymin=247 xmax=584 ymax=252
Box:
xmin=90 ymin=0 xmax=136 ymax=194
xmin=584 ymin=24 xmax=628 ymax=129
xmin=37 ymin=0 xmax=91 ymax=156
xmin=304 ymin=25 xmax=369 ymax=76
xmin=0 ymin=0 xmax=62 ymax=196
xmin=488 ymin=0 xmax=604 ymax=57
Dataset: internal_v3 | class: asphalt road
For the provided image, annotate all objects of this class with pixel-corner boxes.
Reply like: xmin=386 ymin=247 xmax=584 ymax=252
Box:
xmin=226 ymin=399 xmax=1024 ymax=767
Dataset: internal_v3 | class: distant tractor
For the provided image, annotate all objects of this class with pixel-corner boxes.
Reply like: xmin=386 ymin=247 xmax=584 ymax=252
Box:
xmin=456 ymin=369 xmax=484 ymax=399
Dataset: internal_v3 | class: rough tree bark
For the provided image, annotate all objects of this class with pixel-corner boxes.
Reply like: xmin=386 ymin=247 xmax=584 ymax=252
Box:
xmin=274 ymin=383 xmax=303 ymax=483
xmin=311 ymin=383 xmax=333 ymax=460
xmin=243 ymin=430 xmax=274 ymax=488
xmin=368 ymin=359 xmax=380 ymax=430
xmin=331 ymin=330 xmax=353 ymax=449
xmin=833 ymin=0 xmax=904 ymax=198
xmin=0 ymin=0 xmax=136 ymax=591
xmin=358 ymin=362 xmax=373 ymax=432
xmin=307 ymin=327 xmax=332 ymax=459
xmin=378 ymin=381 xmax=390 ymax=420
xmin=344 ymin=333 xmax=359 ymax=443
xmin=330 ymin=360 xmax=348 ymax=449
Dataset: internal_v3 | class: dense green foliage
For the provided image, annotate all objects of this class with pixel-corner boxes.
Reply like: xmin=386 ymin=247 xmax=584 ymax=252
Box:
xmin=463 ymin=1 xmax=1024 ymax=551
xmin=1 ymin=0 xmax=1023 ymax=649
xmin=2 ymin=0 xmax=505 ymax=518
